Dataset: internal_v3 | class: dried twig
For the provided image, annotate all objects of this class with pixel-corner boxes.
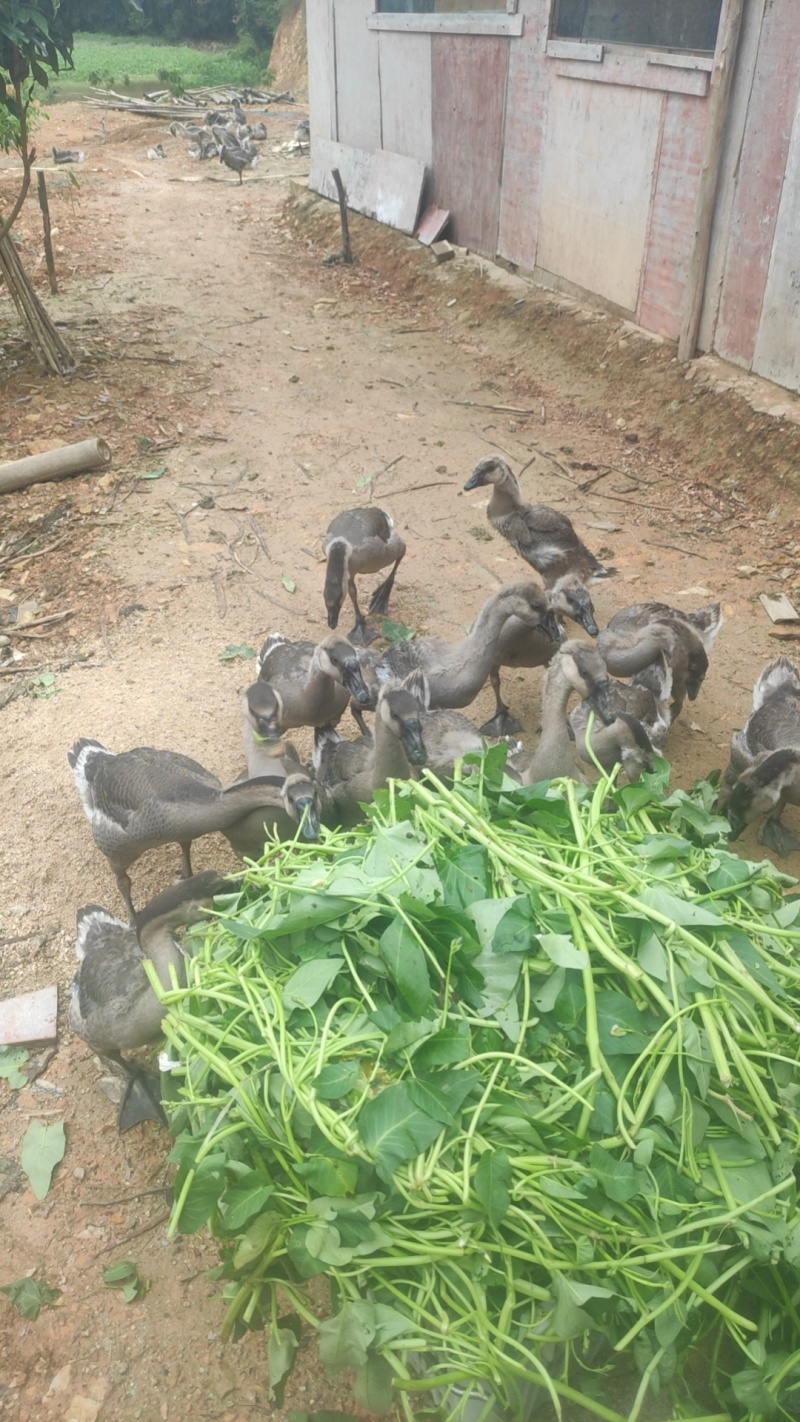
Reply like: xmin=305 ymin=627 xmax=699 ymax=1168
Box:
xmin=391 ymin=480 xmax=456 ymax=498
xmin=246 ymin=514 xmax=271 ymax=563
xmin=644 ymin=540 xmax=710 ymax=561
xmin=81 ymin=1187 xmax=170 ymax=1208
xmin=91 ymin=1210 xmax=171 ymax=1259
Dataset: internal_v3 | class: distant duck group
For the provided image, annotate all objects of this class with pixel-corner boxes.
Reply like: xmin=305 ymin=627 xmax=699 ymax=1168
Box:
xmin=165 ymin=96 xmax=277 ymax=181
xmin=66 ymin=453 xmax=800 ymax=1128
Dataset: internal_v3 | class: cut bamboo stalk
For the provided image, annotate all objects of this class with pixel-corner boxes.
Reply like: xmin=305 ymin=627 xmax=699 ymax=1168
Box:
xmin=0 ymin=438 xmax=112 ymax=496
xmin=37 ymin=172 xmax=58 ymax=295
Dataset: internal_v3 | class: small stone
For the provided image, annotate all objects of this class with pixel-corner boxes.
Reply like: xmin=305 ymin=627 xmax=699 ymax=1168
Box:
xmin=73 ymin=1167 xmax=85 ymax=1181
xmin=64 ymin=1396 xmax=101 ymax=1422
xmin=44 ymin=1363 xmax=73 ymax=1399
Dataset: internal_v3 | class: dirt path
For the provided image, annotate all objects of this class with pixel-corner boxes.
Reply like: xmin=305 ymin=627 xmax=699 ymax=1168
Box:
xmin=0 ymin=101 xmax=798 ymax=1422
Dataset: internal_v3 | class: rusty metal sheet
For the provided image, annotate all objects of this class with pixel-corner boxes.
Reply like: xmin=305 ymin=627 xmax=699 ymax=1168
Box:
xmin=497 ymin=0 xmax=551 ymax=271
xmin=431 ymin=35 xmax=508 ymax=256
xmin=714 ymin=0 xmax=800 ymax=368
xmin=310 ymin=137 xmax=427 ymax=234
xmin=638 ymin=92 xmax=708 ymax=339
xmin=536 ymin=76 xmax=662 ymax=312
xmin=0 ymin=985 xmax=58 ymax=1047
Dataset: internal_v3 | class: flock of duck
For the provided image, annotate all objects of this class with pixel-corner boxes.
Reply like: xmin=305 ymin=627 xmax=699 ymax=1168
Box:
xmin=65 ymin=455 xmax=800 ymax=1129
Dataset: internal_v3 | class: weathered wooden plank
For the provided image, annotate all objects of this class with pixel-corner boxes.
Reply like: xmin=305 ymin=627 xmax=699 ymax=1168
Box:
xmin=638 ymin=92 xmax=709 ymax=339
xmin=697 ymin=0 xmax=767 ymax=352
xmin=306 ymin=0 xmax=337 ymax=142
xmin=555 ymin=54 xmax=709 ymax=97
xmin=751 ymin=92 xmax=800 ymax=391
xmin=545 ymin=38 xmax=603 ymax=61
xmin=536 ymin=77 xmax=663 ymax=312
xmin=498 ymin=0 xmax=551 ymax=271
xmin=378 ymin=30 xmax=433 ymax=167
xmin=368 ymin=13 xmax=523 ymax=35
xmin=309 ymin=137 xmax=426 ymax=234
xmin=333 ymin=0 xmax=382 ymax=152
xmin=431 ymin=35 xmax=508 ymax=256
xmin=714 ymin=0 xmax=800 ymax=367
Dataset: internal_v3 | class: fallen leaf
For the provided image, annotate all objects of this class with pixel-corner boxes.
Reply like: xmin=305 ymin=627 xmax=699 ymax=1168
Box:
xmin=20 ymin=1119 xmax=66 ymax=1199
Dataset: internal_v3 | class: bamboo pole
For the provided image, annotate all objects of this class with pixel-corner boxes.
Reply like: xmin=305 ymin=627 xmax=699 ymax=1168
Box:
xmin=0 ymin=438 xmax=111 ymax=496
xmin=0 ymin=231 xmax=75 ymax=374
xmin=37 ymin=172 xmax=58 ymax=295
xmin=678 ymin=0 xmax=746 ymax=364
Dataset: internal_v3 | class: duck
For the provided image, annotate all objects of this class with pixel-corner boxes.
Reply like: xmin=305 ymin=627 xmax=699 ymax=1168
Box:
xmin=249 ymin=632 xmax=371 ymax=739
xmin=251 ymin=121 xmax=268 ymax=141
xmin=223 ymin=766 xmax=321 ymax=859
xmin=509 ymin=641 xmax=614 ymax=784
xmin=597 ymin=602 xmax=722 ymax=717
xmin=69 ymin=871 xmax=237 ymax=1131
xmin=313 ymin=677 xmax=427 ymax=824
xmin=68 ymin=738 xmax=302 ymax=920
xmin=219 ymin=144 xmax=257 ymax=183
xmin=359 ymin=581 xmax=560 ymax=713
xmin=569 ymin=656 xmax=673 ymax=781
xmin=464 ymin=456 xmax=616 ymax=584
xmin=481 ymin=574 xmax=599 ymax=737
xmin=322 ymin=506 xmax=406 ymax=644
xmin=717 ymin=657 xmax=800 ymax=855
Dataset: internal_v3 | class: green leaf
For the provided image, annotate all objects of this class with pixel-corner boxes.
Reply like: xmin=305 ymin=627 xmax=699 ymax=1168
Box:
xmin=173 ymin=1155 xmax=226 ymax=1233
xmin=638 ymin=885 xmax=723 ymax=928
xmin=222 ymin=1175 xmax=275 ymax=1232
xmin=312 ymin=1061 xmax=360 ymax=1100
xmin=233 ymin=1211 xmax=282 ymax=1270
xmin=219 ymin=643 xmax=256 ymax=661
xmin=380 ymin=617 xmax=415 ymax=642
xmin=412 ymin=1023 xmax=471 ymax=1068
xmin=295 ymin=1154 xmax=358 ymax=1197
xmin=20 ymin=1120 xmax=65 ymax=1200
xmin=731 ymin=1368 xmax=778 ymax=1417
xmin=358 ymin=1083 xmax=442 ymax=1180
xmin=552 ymin=1274 xmax=614 ymax=1339
xmin=103 ymin=1260 xmax=138 ymax=1285
xmin=439 ymin=844 xmax=490 ymax=907
xmin=588 ymin=1144 xmax=640 ymax=1203
xmin=378 ymin=918 xmax=433 ymax=1017
xmin=139 ymin=466 xmax=166 ymax=479
xmin=281 ymin=574 xmax=296 ymax=593
xmin=283 ymin=958 xmax=345 ymax=1011
xmin=538 ymin=933 xmax=588 ymax=970
xmin=318 ymin=1300 xmax=376 ymax=1371
xmin=355 ymin=1353 xmax=394 ymax=1414
xmin=0 ymin=1275 xmax=60 ymax=1320
xmin=474 ymin=1148 xmax=512 ymax=1227
xmin=0 ymin=1046 xmax=29 ymax=1089
xmin=268 ymin=1316 xmax=300 ymax=1406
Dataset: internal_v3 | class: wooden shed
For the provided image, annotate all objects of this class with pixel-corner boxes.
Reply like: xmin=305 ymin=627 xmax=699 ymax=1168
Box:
xmin=305 ymin=0 xmax=800 ymax=393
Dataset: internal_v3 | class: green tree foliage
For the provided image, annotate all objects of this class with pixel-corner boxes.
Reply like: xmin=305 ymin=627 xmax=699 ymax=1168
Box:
xmin=65 ymin=0 xmax=288 ymax=56
xmin=0 ymin=0 xmax=75 ymax=238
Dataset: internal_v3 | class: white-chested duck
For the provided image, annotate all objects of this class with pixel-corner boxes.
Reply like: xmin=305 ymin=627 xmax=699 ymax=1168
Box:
xmin=69 ymin=871 xmax=238 ymax=1130
xmin=717 ymin=656 xmax=800 ymax=855
xmin=509 ymin=641 xmax=614 ymax=785
xmin=313 ymin=676 xmax=427 ymax=824
xmin=464 ymin=456 xmax=616 ymax=584
xmin=245 ymin=632 xmax=371 ymax=746
xmin=322 ymin=506 xmax=406 ymax=644
xmin=68 ymin=738 xmax=300 ymax=920
xmin=597 ymin=601 xmax=722 ymax=718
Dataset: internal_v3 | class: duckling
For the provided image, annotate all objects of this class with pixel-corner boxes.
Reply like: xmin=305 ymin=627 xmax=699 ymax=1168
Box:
xmin=219 ymin=144 xmax=257 ymax=184
xmin=251 ymin=631 xmax=371 ymax=736
xmin=223 ymin=769 xmax=321 ymax=859
xmin=569 ymin=657 xmax=673 ymax=781
xmin=396 ymin=668 xmax=490 ymax=778
xmin=251 ymin=121 xmax=268 ymax=141
xmin=68 ymin=739 xmax=301 ymax=920
xmin=313 ymin=677 xmax=427 ymax=824
xmin=322 ymin=506 xmax=406 ymax=644
xmin=231 ymin=98 xmax=247 ymax=126
xmin=717 ymin=657 xmax=800 ymax=855
xmin=359 ymin=581 xmax=560 ymax=713
xmin=597 ymin=602 xmax=722 ymax=717
xmin=482 ymin=574 xmax=599 ymax=737
xmin=70 ymin=871 xmax=236 ymax=1131
xmin=464 ymin=457 xmax=616 ymax=584
xmin=509 ymin=641 xmax=614 ymax=785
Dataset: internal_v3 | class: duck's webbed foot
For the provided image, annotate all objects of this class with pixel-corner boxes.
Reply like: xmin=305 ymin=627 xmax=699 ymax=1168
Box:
xmin=480 ymin=709 xmax=523 ymax=739
xmin=111 ymin=1054 xmax=168 ymax=1132
xmin=347 ymin=619 xmax=380 ymax=647
xmin=367 ymin=566 xmax=399 ymax=619
xmin=758 ymin=815 xmax=800 ymax=858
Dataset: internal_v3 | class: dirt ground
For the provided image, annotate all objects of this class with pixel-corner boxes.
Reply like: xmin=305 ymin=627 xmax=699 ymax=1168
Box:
xmin=1 ymin=96 xmax=799 ymax=1422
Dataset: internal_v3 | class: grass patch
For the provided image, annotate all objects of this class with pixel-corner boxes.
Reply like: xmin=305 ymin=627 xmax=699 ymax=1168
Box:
xmin=47 ymin=33 xmax=268 ymax=97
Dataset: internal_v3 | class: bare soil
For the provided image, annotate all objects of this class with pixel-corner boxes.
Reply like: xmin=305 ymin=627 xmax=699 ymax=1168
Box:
xmin=0 ymin=99 xmax=799 ymax=1422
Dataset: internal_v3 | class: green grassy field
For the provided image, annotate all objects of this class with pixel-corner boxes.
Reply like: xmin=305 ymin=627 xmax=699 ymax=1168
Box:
xmin=48 ymin=33 xmax=266 ymax=98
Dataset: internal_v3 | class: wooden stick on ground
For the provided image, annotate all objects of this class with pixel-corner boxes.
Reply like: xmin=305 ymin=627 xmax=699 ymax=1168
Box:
xmin=37 ymin=172 xmax=58 ymax=295
xmin=331 ymin=167 xmax=353 ymax=265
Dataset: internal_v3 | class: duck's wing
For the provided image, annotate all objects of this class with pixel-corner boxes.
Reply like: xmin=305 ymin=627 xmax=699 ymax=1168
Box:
xmin=325 ymin=507 xmax=393 ymax=546
xmin=256 ymin=636 xmax=315 ymax=682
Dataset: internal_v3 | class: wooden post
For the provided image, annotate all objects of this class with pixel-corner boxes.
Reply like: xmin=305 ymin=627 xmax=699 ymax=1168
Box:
xmin=331 ymin=167 xmax=353 ymax=265
xmin=37 ymin=171 xmax=58 ymax=295
xmin=678 ymin=0 xmax=746 ymax=363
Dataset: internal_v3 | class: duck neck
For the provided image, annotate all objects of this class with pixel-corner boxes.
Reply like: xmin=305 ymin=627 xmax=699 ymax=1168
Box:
xmin=137 ymin=921 xmax=186 ymax=992
xmin=372 ymin=715 xmax=414 ymax=788
xmin=528 ymin=661 xmax=579 ymax=780
xmin=323 ymin=540 xmax=349 ymax=607
xmin=487 ymin=474 xmax=522 ymax=520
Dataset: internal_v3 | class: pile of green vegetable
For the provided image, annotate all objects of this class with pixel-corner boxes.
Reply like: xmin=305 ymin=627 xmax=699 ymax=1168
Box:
xmin=153 ymin=750 xmax=800 ymax=1422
